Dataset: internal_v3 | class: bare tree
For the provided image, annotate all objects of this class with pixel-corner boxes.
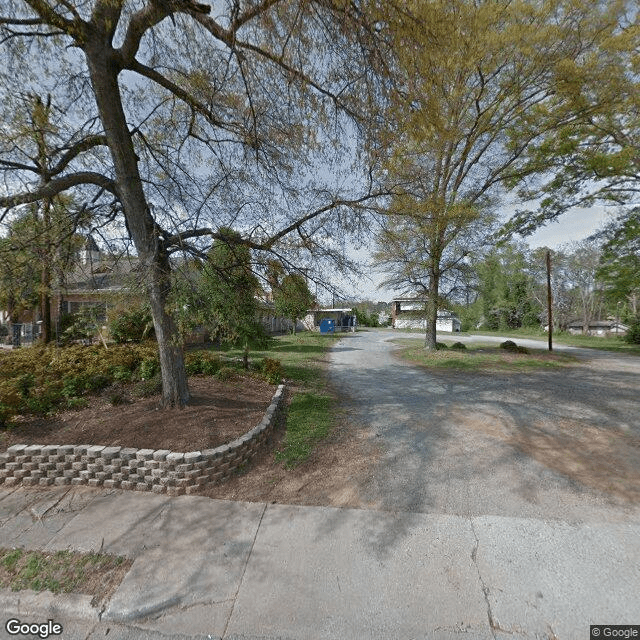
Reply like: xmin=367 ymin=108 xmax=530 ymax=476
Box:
xmin=0 ymin=0 xmax=386 ymax=407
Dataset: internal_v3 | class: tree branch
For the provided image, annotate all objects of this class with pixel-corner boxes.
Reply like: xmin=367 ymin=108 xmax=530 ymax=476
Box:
xmin=0 ymin=172 xmax=118 ymax=209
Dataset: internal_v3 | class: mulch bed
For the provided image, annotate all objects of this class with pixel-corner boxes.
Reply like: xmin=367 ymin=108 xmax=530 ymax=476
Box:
xmin=0 ymin=375 xmax=276 ymax=453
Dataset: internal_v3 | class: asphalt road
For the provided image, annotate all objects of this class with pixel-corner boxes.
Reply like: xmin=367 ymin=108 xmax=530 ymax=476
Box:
xmin=329 ymin=329 xmax=640 ymax=523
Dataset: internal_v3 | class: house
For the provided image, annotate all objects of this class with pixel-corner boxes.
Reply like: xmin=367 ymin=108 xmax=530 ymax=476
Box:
xmin=391 ymin=298 xmax=461 ymax=332
xmin=565 ymin=319 xmax=628 ymax=337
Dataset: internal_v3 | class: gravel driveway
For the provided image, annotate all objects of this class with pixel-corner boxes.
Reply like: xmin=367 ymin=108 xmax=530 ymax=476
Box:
xmin=329 ymin=330 xmax=640 ymax=523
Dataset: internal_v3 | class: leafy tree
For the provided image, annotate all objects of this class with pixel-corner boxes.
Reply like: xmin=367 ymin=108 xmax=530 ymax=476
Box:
xmin=273 ymin=273 xmax=315 ymax=335
xmin=0 ymin=0 xmax=387 ymax=407
xmin=371 ymin=0 xmax=624 ymax=349
xmin=474 ymin=243 xmax=540 ymax=331
xmin=503 ymin=6 xmax=639 ymax=236
xmin=596 ymin=208 xmax=640 ymax=317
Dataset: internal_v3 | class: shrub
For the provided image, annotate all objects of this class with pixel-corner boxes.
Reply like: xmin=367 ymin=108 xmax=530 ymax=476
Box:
xmin=131 ymin=375 xmax=162 ymax=398
xmin=435 ymin=342 xmax=448 ymax=350
xmin=185 ymin=351 xmax=221 ymax=376
xmin=261 ymin=357 xmax=284 ymax=384
xmin=624 ymin=318 xmax=640 ymax=344
xmin=450 ymin=342 xmax=467 ymax=350
xmin=499 ymin=340 xmax=529 ymax=354
xmin=139 ymin=357 xmax=159 ymax=380
xmin=215 ymin=366 xmax=237 ymax=381
xmin=109 ymin=305 xmax=154 ymax=343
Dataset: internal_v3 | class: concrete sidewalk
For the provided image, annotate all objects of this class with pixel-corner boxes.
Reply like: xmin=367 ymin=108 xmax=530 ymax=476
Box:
xmin=0 ymin=487 xmax=638 ymax=640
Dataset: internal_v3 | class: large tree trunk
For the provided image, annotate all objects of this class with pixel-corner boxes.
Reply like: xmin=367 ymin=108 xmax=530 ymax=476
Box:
xmin=86 ymin=50 xmax=189 ymax=408
xmin=424 ymin=271 xmax=439 ymax=351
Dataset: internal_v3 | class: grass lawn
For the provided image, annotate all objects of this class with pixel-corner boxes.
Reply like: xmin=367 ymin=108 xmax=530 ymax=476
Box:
xmin=393 ymin=338 xmax=578 ymax=372
xmin=221 ymin=331 xmax=345 ymax=466
xmin=0 ymin=548 xmax=131 ymax=597
xmin=469 ymin=328 xmax=640 ymax=355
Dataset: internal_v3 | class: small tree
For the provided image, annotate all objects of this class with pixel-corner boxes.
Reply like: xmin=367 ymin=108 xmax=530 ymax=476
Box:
xmin=195 ymin=229 xmax=265 ymax=368
xmin=273 ymin=274 xmax=315 ymax=335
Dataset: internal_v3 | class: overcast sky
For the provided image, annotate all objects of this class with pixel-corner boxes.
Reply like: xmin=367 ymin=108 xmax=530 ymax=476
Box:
xmin=337 ymin=204 xmax=613 ymax=304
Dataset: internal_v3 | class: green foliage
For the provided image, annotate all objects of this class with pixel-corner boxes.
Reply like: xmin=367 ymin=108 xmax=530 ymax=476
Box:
xmin=0 ymin=342 xmax=159 ymax=423
xmin=215 ymin=366 xmax=237 ymax=381
xmin=273 ymin=272 xmax=315 ymax=334
xmin=597 ymin=208 xmax=640 ymax=310
xmin=450 ymin=342 xmax=467 ymax=350
xmin=624 ymin=318 xmax=640 ymax=345
xmin=261 ymin=357 xmax=284 ymax=384
xmin=139 ymin=357 xmax=160 ymax=380
xmin=352 ymin=307 xmax=379 ymax=327
xmin=500 ymin=340 xmax=530 ymax=354
xmin=108 ymin=304 xmax=155 ymax=343
xmin=58 ymin=307 xmax=105 ymax=345
xmin=185 ymin=351 xmax=221 ymax=375
xmin=131 ymin=375 xmax=162 ymax=398
xmin=0 ymin=547 xmax=129 ymax=595
xmin=276 ymin=392 xmax=332 ymax=467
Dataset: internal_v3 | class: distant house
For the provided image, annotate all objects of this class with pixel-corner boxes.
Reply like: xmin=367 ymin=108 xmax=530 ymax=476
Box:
xmin=565 ymin=319 xmax=628 ymax=337
xmin=391 ymin=298 xmax=461 ymax=332
xmin=52 ymin=238 xmax=142 ymax=324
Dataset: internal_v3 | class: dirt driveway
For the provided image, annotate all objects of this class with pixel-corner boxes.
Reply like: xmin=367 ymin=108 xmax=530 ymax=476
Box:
xmin=329 ymin=330 xmax=640 ymax=523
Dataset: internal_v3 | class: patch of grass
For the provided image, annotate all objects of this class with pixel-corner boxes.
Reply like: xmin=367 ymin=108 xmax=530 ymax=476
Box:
xmin=0 ymin=548 xmax=131 ymax=596
xmin=393 ymin=339 xmax=577 ymax=372
xmin=276 ymin=392 xmax=333 ymax=468
xmin=469 ymin=329 xmax=640 ymax=355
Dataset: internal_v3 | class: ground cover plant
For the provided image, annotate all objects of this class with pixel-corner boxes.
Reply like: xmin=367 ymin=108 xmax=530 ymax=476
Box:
xmin=0 ymin=548 xmax=131 ymax=603
xmin=393 ymin=338 xmax=577 ymax=372
xmin=0 ymin=332 xmax=343 ymax=467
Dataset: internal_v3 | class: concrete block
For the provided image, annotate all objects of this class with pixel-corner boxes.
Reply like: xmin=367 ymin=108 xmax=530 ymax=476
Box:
xmin=87 ymin=445 xmax=105 ymax=457
xmin=184 ymin=451 xmax=202 ymax=463
xmin=103 ymin=480 xmax=120 ymax=489
xmin=54 ymin=477 xmax=70 ymax=486
xmin=136 ymin=449 xmax=154 ymax=461
xmin=39 ymin=477 xmax=54 ymax=486
xmin=119 ymin=448 xmax=137 ymax=461
xmin=88 ymin=478 xmax=103 ymax=487
xmin=152 ymin=450 xmax=171 ymax=461
xmin=74 ymin=445 xmax=89 ymax=455
xmin=101 ymin=446 xmax=122 ymax=459
xmin=7 ymin=444 xmax=27 ymax=454
xmin=24 ymin=445 xmax=41 ymax=456
xmin=166 ymin=452 xmax=184 ymax=463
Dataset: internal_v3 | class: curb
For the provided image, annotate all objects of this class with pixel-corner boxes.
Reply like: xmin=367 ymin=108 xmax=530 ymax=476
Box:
xmin=0 ymin=384 xmax=285 ymax=496
xmin=0 ymin=589 xmax=100 ymax=622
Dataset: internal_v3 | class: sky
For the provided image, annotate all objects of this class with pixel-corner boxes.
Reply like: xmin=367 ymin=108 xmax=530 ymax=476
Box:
xmin=338 ymin=204 xmax=613 ymax=304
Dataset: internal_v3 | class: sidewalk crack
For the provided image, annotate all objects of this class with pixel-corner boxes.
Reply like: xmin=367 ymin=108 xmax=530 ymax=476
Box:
xmin=221 ymin=502 xmax=267 ymax=639
xmin=470 ymin=519 xmax=497 ymax=640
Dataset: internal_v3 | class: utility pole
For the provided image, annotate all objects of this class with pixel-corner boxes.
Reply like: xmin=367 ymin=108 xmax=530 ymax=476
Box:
xmin=546 ymin=249 xmax=553 ymax=352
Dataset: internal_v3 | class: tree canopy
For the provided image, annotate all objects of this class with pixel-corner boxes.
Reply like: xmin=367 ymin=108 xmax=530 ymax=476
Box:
xmin=0 ymin=0 xmax=387 ymax=406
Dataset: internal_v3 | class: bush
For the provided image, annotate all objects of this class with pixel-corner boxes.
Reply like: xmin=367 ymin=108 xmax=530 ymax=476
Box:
xmin=624 ymin=318 xmax=640 ymax=344
xmin=0 ymin=342 xmax=160 ymax=423
xmin=499 ymin=340 xmax=529 ymax=354
xmin=109 ymin=305 xmax=154 ymax=343
xmin=261 ymin=357 xmax=284 ymax=384
xmin=185 ymin=351 xmax=221 ymax=376
xmin=0 ymin=324 xmax=8 ymax=338
xmin=215 ymin=366 xmax=237 ymax=381
xmin=139 ymin=357 xmax=159 ymax=380
xmin=131 ymin=375 xmax=162 ymax=398
xmin=450 ymin=342 xmax=467 ymax=350
xmin=435 ymin=342 xmax=448 ymax=350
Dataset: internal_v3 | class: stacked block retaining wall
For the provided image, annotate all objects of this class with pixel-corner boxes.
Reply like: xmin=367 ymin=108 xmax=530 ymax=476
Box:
xmin=0 ymin=384 xmax=285 ymax=496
